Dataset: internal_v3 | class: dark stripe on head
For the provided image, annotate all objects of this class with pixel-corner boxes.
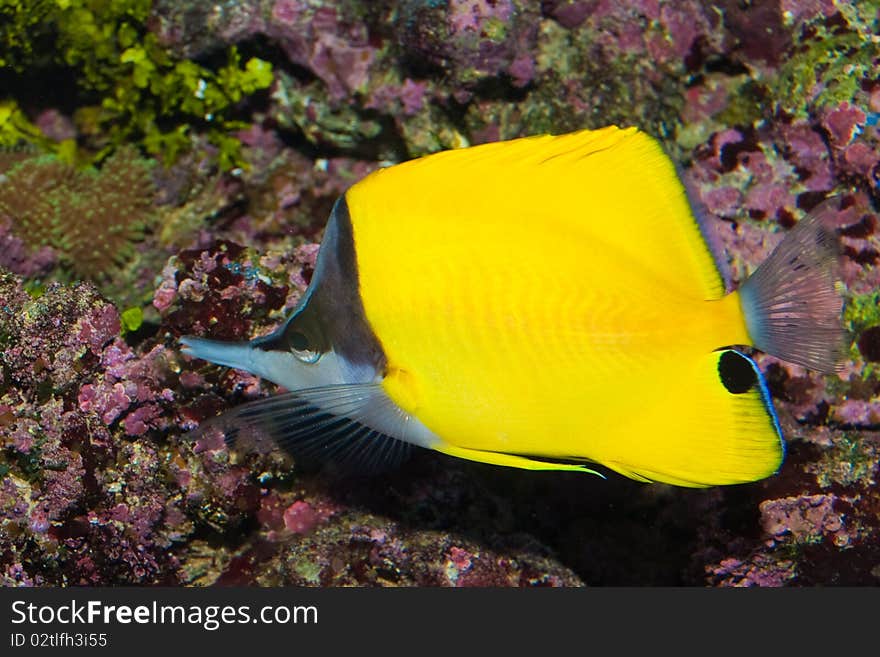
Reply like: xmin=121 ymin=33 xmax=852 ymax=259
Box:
xmin=317 ymin=198 xmax=387 ymax=371
xmin=257 ymin=198 xmax=387 ymax=375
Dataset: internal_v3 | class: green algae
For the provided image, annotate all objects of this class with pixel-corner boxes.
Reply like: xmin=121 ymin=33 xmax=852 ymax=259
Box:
xmin=293 ymin=559 xmax=323 ymax=585
xmin=772 ymin=25 xmax=876 ymax=119
xmin=717 ymin=6 xmax=880 ymax=126
xmin=845 ymin=291 xmax=880 ymax=332
xmin=0 ymin=0 xmax=273 ymax=169
xmin=120 ymin=306 xmax=144 ymax=334
xmin=843 ymin=291 xmax=880 ymax=378
xmin=811 ymin=433 xmax=878 ymax=489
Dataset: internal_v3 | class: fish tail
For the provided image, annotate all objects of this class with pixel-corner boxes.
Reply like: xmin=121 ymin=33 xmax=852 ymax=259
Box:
xmin=738 ymin=200 xmax=846 ymax=374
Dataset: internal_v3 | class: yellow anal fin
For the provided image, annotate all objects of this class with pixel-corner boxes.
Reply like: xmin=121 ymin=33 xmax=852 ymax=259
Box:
xmin=600 ymin=350 xmax=784 ymax=487
xmin=435 ymin=443 xmax=603 ymax=476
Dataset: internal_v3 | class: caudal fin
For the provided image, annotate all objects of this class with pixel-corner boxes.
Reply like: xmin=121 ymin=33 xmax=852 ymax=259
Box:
xmin=738 ymin=200 xmax=846 ymax=374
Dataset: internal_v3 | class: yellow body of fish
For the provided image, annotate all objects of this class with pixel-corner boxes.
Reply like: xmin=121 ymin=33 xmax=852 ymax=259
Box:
xmin=346 ymin=127 xmax=779 ymax=486
xmin=183 ymin=125 xmax=842 ymax=487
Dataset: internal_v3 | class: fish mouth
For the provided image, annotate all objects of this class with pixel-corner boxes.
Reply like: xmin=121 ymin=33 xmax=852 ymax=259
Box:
xmin=178 ymin=335 xmax=256 ymax=371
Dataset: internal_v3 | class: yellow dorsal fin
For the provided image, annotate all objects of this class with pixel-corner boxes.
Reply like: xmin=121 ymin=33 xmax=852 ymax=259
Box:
xmin=348 ymin=126 xmax=724 ymax=301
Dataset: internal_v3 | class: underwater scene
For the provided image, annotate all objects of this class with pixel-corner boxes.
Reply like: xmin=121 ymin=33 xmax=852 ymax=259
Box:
xmin=0 ymin=1 xmax=879 ymax=587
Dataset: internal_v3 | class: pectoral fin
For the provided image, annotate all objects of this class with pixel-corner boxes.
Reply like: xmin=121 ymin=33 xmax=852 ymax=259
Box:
xmin=192 ymin=383 xmax=432 ymax=473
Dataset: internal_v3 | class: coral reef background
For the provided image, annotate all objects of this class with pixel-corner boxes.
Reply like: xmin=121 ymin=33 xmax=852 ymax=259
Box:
xmin=1 ymin=0 xmax=879 ymax=586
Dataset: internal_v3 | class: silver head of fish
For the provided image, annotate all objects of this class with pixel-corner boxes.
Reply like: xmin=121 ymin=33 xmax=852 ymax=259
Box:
xmin=178 ymin=198 xmax=441 ymax=467
xmin=179 ymin=199 xmax=385 ymax=391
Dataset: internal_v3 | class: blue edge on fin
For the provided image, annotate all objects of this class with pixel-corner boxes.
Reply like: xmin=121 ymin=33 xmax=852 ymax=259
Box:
xmin=681 ymin=171 xmax=785 ymax=470
xmin=740 ymin=351 xmax=786 ymax=466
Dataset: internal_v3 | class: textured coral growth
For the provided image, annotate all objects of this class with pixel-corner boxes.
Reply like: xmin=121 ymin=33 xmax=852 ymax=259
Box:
xmin=0 ymin=147 xmax=155 ymax=281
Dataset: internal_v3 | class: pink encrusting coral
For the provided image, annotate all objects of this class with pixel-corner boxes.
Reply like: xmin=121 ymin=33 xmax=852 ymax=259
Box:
xmin=0 ymin=219 xmax=57 ymax=278
xmin=2 ymin=0 xmax=880 ymax=588
xmin=0 ymin=275 xmax=179 ymax=584
xmin=0 ymin=228 xmax=591 ymax=586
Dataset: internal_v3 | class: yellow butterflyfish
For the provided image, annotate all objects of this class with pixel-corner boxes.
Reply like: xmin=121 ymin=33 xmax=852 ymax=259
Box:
xmin=180 ymin=126 xmax=844 ymax=487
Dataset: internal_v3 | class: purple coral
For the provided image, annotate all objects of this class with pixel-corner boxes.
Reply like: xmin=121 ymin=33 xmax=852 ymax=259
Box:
xmin=283 ymin=500 xmax=322 ymax=535
xmin=760 ymin=494 xmax=848 ymax=546
xmin=2 ymin=0 xmax=880 ymax=590
xmin=0 ymin=219 xmax=57 ymax=277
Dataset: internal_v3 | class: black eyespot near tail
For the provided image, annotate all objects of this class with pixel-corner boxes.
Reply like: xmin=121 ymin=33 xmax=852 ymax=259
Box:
xmin=738 ymin=198 xmax=846 ymax=373
xmin=718 ymin=350 xmax=757 ymax=394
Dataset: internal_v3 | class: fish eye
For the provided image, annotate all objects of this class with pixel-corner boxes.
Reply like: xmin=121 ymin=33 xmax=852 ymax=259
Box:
xmin=288 ymin=331 xmax=321 ymax=364
xmin=288 ymin=330 xmax=309 ymax=351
